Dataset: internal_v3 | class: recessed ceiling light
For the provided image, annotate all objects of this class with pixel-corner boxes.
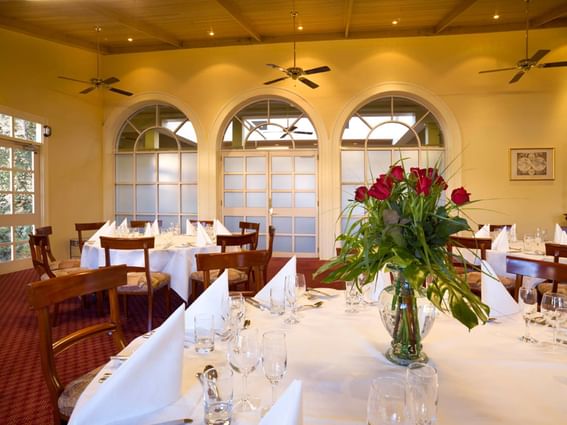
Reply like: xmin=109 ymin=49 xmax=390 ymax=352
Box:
xmin=392 ymin=19 xmax=399 ymax=25
xmin=297 ymin=24 xmax=303 ymax=31
xmin=208 ymin=29 xmax=215 ymax=36
xmin=127 ymin=37 xmax=133 ymax=42
xmin=493 ymin=13 xmax=500 ymax=20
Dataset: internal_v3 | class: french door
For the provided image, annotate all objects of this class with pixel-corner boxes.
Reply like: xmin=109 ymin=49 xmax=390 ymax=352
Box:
xmin=221 ymin=150 xmax=318 ymax=258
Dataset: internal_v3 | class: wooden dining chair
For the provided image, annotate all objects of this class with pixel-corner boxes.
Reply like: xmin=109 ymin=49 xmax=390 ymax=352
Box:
xmin=478 ymin=224 xmax=513 ymax=231
xmin=189 ymin=219 xmax=214 ymax=226
xmin=99 ymin=236 xmax=171 ymax=331
xmin=29 ymin=234 xmax=85 ymax=280
xmin=75 ymin=221 xmax=107 ymax=253
xmin=35 ymin=226 xmax=81 ymax=269
xmin=506 ymin=256 xmax=567 ymax=300
xmin=537 ymin=243 xmax=567 ymax=297
xmin=239 ymin=221 xmax=260 ymax=249
xmin=130 ymin=219 xmax=162 ymax=229
xmin=26 ymin=265 xmax=127 ymax=425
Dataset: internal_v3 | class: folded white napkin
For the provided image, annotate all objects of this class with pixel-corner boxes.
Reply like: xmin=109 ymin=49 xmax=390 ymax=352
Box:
xmin=509 ymin=224 xmax=517 ymax=242
xmin=492 ymin=228 xmax=509 ymax=252
xmin=184 ymin=270 xmax=228 ymax=333
xmin=255 ymin=256 xmax=296 ymax=304
xmin=69 ymin=305 xmax=185 ymax=425
xmin=475 ymin=224 xmax=490 ymax=238
xmin=259 ymin=380 xmax=303 ymax=425
xmin=214 ymin=219 xmax=231 ymax=236
xmin=185 ymin=219 xmax=195 ymax=236
xmin=151 ymin=219 xmax=160 ymax=236
xmin=562 ymin=231 xmax=567 ymax=245
xmin=366 ymin=268 xmax=392 ymax=301
xmin=87 ymin=221 xmax=110 ymax=242
xmin=117 ymin=218 xmax=128 ymax=232
xmin=196 ymin=222 xmax=212 ymax=246
xmin=144 ymin=222 xmax=152 ymax=237
xmin=553 ymin=224 xmax=563 ymax=243
xmin=481 ymin=261 xmax=519 ymax=318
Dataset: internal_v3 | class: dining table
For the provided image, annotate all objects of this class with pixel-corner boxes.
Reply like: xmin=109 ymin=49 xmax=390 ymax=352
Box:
xmin=70 ymin=287 xmax=567 ymax=425
xmin=80 ymin=233 xmax=220 ymax=302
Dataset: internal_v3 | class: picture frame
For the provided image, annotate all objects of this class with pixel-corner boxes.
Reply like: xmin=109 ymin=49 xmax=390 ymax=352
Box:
xmin=510 ymin=148 xmax=555 ymax=181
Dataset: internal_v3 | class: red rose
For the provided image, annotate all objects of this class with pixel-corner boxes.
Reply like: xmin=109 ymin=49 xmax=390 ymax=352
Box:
xmin=451 ymin=187 xmax=471 ymax=205
xmin=415 ymin=174 xmax=433 ymax=196
xmin=354 ymin=186 xmax=368 ymax=202
xmin=368 ymin=174 xmax=393 ymax=200
xmin=389 ymin=165 xmax=405 ymax=181
xmin=410 ymin=167 xmax=425 ymax=178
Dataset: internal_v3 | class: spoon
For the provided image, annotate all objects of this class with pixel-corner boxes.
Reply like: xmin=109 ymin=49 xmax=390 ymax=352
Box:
xmin=298 ymin=301 xmax=324 ymax=311
xmin=243 ymin=319 xmax=251 ymax=329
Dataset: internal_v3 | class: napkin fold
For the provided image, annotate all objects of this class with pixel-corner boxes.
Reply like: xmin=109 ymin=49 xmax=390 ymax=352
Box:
xmin=366 ymin=268 xmax=392 ymax=301
xmin=553 ymin=224 xmax=563 ymax=243
xmin=196 ymin=222 xmax=213 ymax=246
xmin=151 ymin=219 xmax=160 ymax=236
xmin=475 ymin=224 xmax=490 ymax=238
xmin=481 ymin=260 xmax=519 ymax=318
xmin=69 ymin=305 xmax=185 ymax=425
xmin=185 ymin=219 xmax=195 ymax=236
xmin=144 ymin=222 xmax=152 ymax=237
xmin=184 ymin=270 xmax=228 ymax=332
xmin=562 ymin=231 xmax=567 ymax=245
xmin=259 ymin=380 xmax=303 ymax=425
xmin=87 ymin=221 xmax=110 ymax=242
xmin=214 ymin=219 xmax=231 ymax=236
xmin=117 ymin=218 xmax=128 ymax=233
xmin=255 ymin=256 xmax=297 ymax=304
xmin=509 ymin=224 xmax=517 ymax=242
xmin=492 ymin=228 xmax=509 ymax=252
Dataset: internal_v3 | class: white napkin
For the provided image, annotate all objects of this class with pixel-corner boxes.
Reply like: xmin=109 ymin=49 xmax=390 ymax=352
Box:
xmin=196 ymin=222 xmax=212 ymax=246
xmin=492 ymin=228 xmax=509 ymax=252
xmin=255 ymin=256 xmax=296 ymax=304
xmin=87 ymin=221 xmax=110 ymax=242
xmin=366 ymin=268 xmax=392 ymax=301
xmin=475 ymin=225 xmax=490 ymax=238
xmin=214 ymin=219 xmax=231 ymax=236
xmin=562 ymin=231 xmax=567 ymax=245
xmin=481 ymin=261 xmax=520 ymax=318
xmin=144 ymin=222 xmax=152 ymax=237
xmin=117 ymin=218 xmax=128 ymax=232
xmin=184 ymin=270 xmax=228 ymax=333
xmin=151 ymin=219 xmax=160 ymax=236
xmin=553 ymin=224 xmax=563 ymax=243
xmin=509 ymin=224 xmax=517 ymax=242
xmin=185 ymin=219 xmax=195 ymax=236
xmin=69 ymin=305 xmax=185 ymax=425
xmin=259 ymin=380 xmax=303 ymax=425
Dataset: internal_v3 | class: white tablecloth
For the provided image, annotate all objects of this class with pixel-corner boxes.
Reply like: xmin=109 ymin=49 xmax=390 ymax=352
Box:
xmin=71 ymin=289 xmax=567 ymax=425
xmin=80 ymin=234 xmax=220 ymax=301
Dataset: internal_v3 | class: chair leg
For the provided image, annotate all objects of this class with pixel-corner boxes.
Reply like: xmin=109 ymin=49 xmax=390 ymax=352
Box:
xmin=51 ymin=302 xmax=60 ymax=327
xmin=165 ymin=285 xmax=171 ymax=314
xmin=122 ymin=295 xmax=128 ymax=319
xmin=96 ymin=291 xmax=104 ymax=316
xmin=147 ymin=293 xmax=153 ymax=332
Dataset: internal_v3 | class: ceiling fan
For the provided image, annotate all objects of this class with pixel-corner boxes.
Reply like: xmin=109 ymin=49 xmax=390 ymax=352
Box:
xmin=264 ymin=11 xmax=331 ymax=89
xmin=58 ymin=26 xmax=133 ymax=96
xmin=478 ymin=0 xmax=567 ymax=84
xmin=280 ymin=124 xmax=313 ymax=138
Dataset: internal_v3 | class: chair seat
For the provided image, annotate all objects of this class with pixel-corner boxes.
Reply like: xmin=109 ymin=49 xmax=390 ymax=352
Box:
xmin=536 ymin=281 xmax=567 ymax=296
xmin=40 ymin=267 xmax=87 ymax=281
xmin=58 ymin=365 xmax=103 ymax=418
xmin=465 ymin=272 xmax=515 ymax=292
xmin=50 ymin=258 xmax=81 ymax=270
xmin=190 ymin=268 xmax=248 ymax=284
xmin=118 ymin=271 xmax=171 ymax=293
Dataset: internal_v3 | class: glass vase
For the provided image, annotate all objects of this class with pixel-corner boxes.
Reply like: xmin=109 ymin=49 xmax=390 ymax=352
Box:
xmin=378 ymin=271 xmax=436 ymax=366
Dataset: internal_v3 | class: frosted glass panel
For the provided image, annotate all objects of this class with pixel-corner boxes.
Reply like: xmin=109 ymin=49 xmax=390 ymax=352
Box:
xmin=422 ymin=150 xmax=444 ymax=169
xmin=115 ymin=156 xmax=133 ymax=183
xmin=271 ymin=156 xmax=292 ymax=173
xmin=181 ymin=153 xmax=197 ymax=182
xmin=115 ymin=185 xmax=133 ymax=212
xmin=246 ymin=216 xmax=266 ymax=232
xmin=295 ymin=217 xmax=316 ymax=234
xmin=247 ymin=175 xmax=266 ymax=190
xmin=295 ymin=193 xmax=316 ymax=208
xmin=274 ymin=235 xmax=292 ymax=252
xmin=272 ymin=192 xmax=292 ymax=208
xmin=136 ymin=185 xmax=156 ymax=213
xmin=224 ymin=175 xmax=243 ymax=190
xmin=225 ymin=192 xmax=244 ymax=208
xmin=271 ymin=175 xmax=292 ymax=190
xmin=295 ymin=156 xmax=315 ymax=173
xmin=246 ymin=156 xmax=265 ymax=173
xmin=181 ymin=185 xmax=197 ymax=214
xmin=224 ymin=157 xmax=243 ymax=172
xmin=272 ymin=216 xmax=292 ymax=233
xmin=246 ymin=192 xmax=265 ymax=208
xmin=158 ymin=153 xmax=179 ymax=182
xmin=393 ymin=150 xmax=419 ymax=169
xmin=136 ymin=155 xmax=157 ymax=183
xmin=341 ymin=151 xmax=364 ymax=182
xmin=223 ymin=216 xmax=243 ymax=233
xmin=367 ymin=151 xmax=392 ymax=181
xmin=158 ymin=216 xmax=177 ymax=231
xmin=159 ymin=185 xmax=178 ymax=213
xmin=295 ymin=175 xmax=315 ymax=190
xmin=341 ymin=185 xmax=365 ymax=215
xmin=295 ymin=236 xmax=316 ymax=253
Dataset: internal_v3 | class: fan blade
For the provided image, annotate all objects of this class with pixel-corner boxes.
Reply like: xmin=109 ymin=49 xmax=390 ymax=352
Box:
xmin=298 ymin=77 xmax=319 ymax=89
xmin=109 ymin=87 xmax=134 ymax=96
xmin=58 ymin=75 xmax=91 ymax=84
xmin=264 ymin=76 xmax=289 ymax=85
xmin=80 ymin=86 xmax=96 ymax=94
xmin=539 ymin=61 xmax=567 ymax=68
xmin=102 ymin=76 xmax=120 ymax=85
xmin=294 ymin=131 xmax=313 ymax=135
xmin=478 ymin=67 xmax=517 ymax=74
xmin=304 ymin=66 xmax=331 ymax=75
xmin=529 ymin=49 xmax=550 ymax=64
xmin=266 ymin=64 xmax=287 ymax=73
xmin=509 ymin=71 xmax=525 ymax=84
xmin=287 ymin=125 xmax=297 ymax=132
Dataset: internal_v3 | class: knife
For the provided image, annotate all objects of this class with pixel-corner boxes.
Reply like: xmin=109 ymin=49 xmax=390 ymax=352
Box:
xmin=245 ymin=297 xmax=269 ymax=311
xmin=308 ymin=288 xmax=337 ymax=297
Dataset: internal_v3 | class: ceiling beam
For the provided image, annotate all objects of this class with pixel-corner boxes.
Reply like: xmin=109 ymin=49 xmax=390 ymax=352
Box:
xmin=83 ymin=2 xmax=183 ymax=49
xmin=344 ymin=0 xmax=355 ymax=38
xmin=213 ymin=0 xmax=262 ymax=42
xmin=531 ymin=3 xmax=567 ymax=28
xmin=435 ymin=0 xmax=478 ymax=34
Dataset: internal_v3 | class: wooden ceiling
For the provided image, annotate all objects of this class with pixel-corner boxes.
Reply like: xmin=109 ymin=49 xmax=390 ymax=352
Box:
xmin=0 ymin=0 xmax=565 ymax=54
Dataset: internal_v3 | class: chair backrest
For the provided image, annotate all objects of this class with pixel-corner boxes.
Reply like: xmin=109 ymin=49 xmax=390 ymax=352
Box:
xmin=35 ymin=225 xmax=56 ymax=262
xmin=75 ymin=221 xmax=106 ymax=253
xmin=448 ymin=236 xmax=492 ymax=265
xmin=26 ymin=265 xmax=127 ymax=423
xmin=478 ymin=224 xmax=512 ymax=231
xmin=239 ymin=221 xmax=260 ymax=249
xmin=506 ymin=256 xmax=567 ymax=299
xmin=195 ymin=249 xmax=270 ymax=294
xmin=130 ymin=219 xmax=162 ymax=229
xmin=216 ymin=232 xmax=258 ymax=252
xmin=545 ymin=243 xmax=567 ymax=262
xmin=29 ymin=234 xmax=55 ymax=278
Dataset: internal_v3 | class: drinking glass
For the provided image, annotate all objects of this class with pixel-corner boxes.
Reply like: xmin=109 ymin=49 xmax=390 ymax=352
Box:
xmin=284 ymin=276 xmax=299 ymax=325
xmin=406 ymin=362 xmax=439 ymax=425
xmin=203 ymin=366 xmax=233 ymax=425
xmin=518 ymin=287 xmax=538 ymax=343
xmin=269 ymin=286 xmax=285 ymax=316
xmin=262 ymin=331 xmax=287 ymax=406
xmin=523 ymin=235 xmax=534 ymax=253
xmin=541 ymin=292 xmax=567 ymax=345
xmin=228 ymin=328 xmax=260 ymax=411
xmin=367 ymin=376 xmax=408 ymax=425
xmin=194 ymin=314 xmax=215 ymax=353
xmin=220 ymin=293 xmax=245 ymax=340
xmin=345 ymin=279 xmax=361 ymax=313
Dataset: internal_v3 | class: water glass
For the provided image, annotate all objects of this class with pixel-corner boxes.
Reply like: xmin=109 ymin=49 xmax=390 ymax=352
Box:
xmin=345 ymin=279 xmax=361 ymax=313
xmin=518 ymin=287 xmax=538 ymax=343
xmin=367 ymin=376 xmax=408 ymax=425
xmin=523 ymin=235 xmax=535 ymax=253
xmin=203 ymin=366 xmax=233 ymax=425
xmin=269 ymin=286 xmax=285 ymax=316
xmin=541 ymin=292 xmax=567 ymax=345
xmin=406 ymin=362 xmax=438 ymax=425
xmin=228 ymin=328 xmax=260 ymax=411
xmin=194 ymin=313 xmax=215 ymax=353
xmin=284 ymin=275 xmax=299 ymax=324
xmin=262 ymin=331 xmax=287 ymax=406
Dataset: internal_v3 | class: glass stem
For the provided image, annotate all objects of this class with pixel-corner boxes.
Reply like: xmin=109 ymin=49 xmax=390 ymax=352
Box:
xmin=524 ymin=317 xmax=530 ymax=339
xmin=271 ymin=383 xmax=276 ymax=405
xmin=242 ymin=373 xmax=248 ymax=401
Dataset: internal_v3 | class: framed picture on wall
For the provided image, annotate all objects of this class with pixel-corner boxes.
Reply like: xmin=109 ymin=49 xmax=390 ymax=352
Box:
xmin=510 ymin=148 xmax=555 ymax=180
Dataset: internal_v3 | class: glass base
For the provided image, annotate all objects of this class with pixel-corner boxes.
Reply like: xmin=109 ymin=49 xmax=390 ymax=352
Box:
xmin=233 ymin=396 xmax=260 ymax=412
xmin=284 ymin=316 xmax=299 ymax=325
xmin=519 ymin=335 xmax=538 ymax=344
xmin=385 ymin=347 xmax=428 ymax=366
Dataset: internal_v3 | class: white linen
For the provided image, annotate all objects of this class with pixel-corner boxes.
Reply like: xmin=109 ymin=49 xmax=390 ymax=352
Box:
xmin=87 ymin=220 xmax=110 ymax=242
xmin=259 ymin=380 xmax=303 ymax=425
xmin=553 ymin=223 xmax=563 ymax=243
xmin=144 ymin=222 xmax=152 ymax=236
xmin=255 ymin=256 xmax=297 ymax=303
xmin=562 ymin=231 xmax=567 ymax=245
xmin=475 ymin=224 xmax=490 ymax=238
xmin=214 ymin=219 xmax=231 ymax=236
xmin=509 ymin=224 xmax=517 ymax=242
xmin=185 ymin=219 xmax=196 ymax=236
xmin=184 ymin=270 xmax=228 ymax=333
xmin=491 ymin=228 xmax=509 ymax=252
xmin=117 ymin=218 xmax=128 ymax=233
xmin=151 ymin=219 xmax=160 ymax=236
xmin=481 ymin=260 xmax=520 ymax=318
xmin=70 ymin=305 xmax=185 ymax=425
xmin=365 ymin=269 xmax=391 ymax=301
xmin=196 ymin=222 xmax=213 ymax=246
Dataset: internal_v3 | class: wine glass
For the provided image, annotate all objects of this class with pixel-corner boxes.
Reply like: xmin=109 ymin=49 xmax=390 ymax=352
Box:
xmin=284 ymin=276 xmax=299 ymax=325
xmin=367 ymin=376 xmax=408 ymax=425
xmin=406 ymin=362 xmax=438 ymax=425
xmin=220 ymin=293 xmax=245 ymax=340
xmin=228 ymin=328 xmax=260 ymax=411
xmin=541 ymin=292 xmax=567 ymax=346
xmin=518 ymin=287 xmax=538 ymax=343
xmin=262 ymin=331 xmax=287 ymax=407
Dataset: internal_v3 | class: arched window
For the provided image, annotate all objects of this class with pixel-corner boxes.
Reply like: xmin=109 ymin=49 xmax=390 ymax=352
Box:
xmin=115 ymin=103 xmax=197 ymax=230
xmin=340 ymin=95 xmax=445 ymax=231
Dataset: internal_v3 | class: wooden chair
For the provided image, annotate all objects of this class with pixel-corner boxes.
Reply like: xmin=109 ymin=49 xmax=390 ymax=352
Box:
xmin=478 ymin=224 xmax=513 ymax=231
xmin=35 ymin=226 xmax=81 ymax=269
xmin=239 ymin=221 xmax=260 ymax=249
xmin=130 ymin=219 xmax=162 ymax=229
xmin=507 ymin=256 xmax=567 ymax=300
xmin=100 ymin=236 xmax=171 ymax=331
xmin=75 ymin=221 xmax=106 ymax=253
xmin=26 ymin=265 xmax=127 ymax=425
xmin=536 ymin=243 xmax=567 ymax=296
xmin=29 ymin=234 xmax=85 ymax=280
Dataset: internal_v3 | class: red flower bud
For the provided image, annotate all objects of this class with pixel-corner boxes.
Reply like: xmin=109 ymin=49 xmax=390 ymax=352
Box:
xmin=451 ymin=187 xmax=471 ymax=205
xmin=368 ymin=174 xmax=393 ymax=200
xmin=389 ymin=165 xmax=405 ymax=182
xmin=354 ymin=186 xmax=369 ymax=202
xmin=415 ymin=174 xmax=433 ymax=196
